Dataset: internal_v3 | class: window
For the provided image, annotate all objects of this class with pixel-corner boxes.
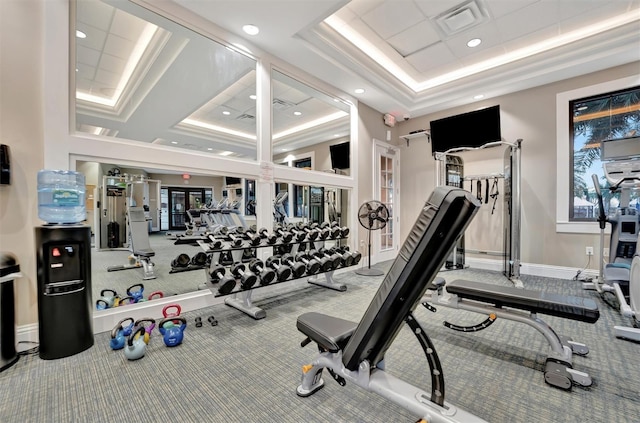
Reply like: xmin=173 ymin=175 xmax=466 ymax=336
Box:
xmin=570 ymin=87 xmax=640 ymax=221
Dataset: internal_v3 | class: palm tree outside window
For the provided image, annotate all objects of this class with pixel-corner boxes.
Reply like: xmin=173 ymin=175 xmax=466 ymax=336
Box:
xmin=570 ymin=87 xmax=640 ymax=221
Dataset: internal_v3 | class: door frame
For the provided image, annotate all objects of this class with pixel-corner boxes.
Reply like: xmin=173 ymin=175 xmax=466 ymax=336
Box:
xmin=373 ymin=139 xmax=401 ymax=264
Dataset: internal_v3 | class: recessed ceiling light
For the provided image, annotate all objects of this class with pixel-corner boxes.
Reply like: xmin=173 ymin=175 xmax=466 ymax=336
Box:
xmin=171 ymin=141 xmax=178 ymax=144
xmin=354 ymin=88 xmax=365 ymax=94
xmin=250 ymin=94 xmax=257 ymax=100
xmin=473 ymin=94 xmax=484 ymax=100
xmin=76 ymin=30 xmax=87 ymax=39
xmin=293 ymin=111 xmax=302 ymax=116
xmin=222 ymin=111 xmax=231 ymax=115
xmin=207 ymin=148 xmax=213 ymax=151
xmin=334 ymin=134 xmax=340 ymax=137
xmin=467 ymin=38 xmax=482 ymax=48
xmin=220 ymin=151 xmax=233 ymax=156
xmin=242 ymin=24 xmax=259 ymax=35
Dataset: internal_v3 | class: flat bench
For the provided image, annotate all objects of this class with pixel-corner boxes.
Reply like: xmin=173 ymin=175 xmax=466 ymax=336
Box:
xmin=424 ymin=277 xmax=599 ymax=390
xmin=445 ymin=279 xmax=599 ymax=323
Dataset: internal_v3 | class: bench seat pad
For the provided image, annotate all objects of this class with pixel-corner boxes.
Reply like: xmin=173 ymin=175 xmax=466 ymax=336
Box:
xmin=446 ymin=280 xmax=599 ymax=323
xmin=297 ymin=312 xmax=358 ymax=352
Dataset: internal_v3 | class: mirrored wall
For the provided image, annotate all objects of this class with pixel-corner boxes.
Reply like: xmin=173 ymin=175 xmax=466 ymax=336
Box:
xmin=80 ymin=158 xmax=352 ymax=308
xmin=67 ymin=1 xmax=357 ymax=315
xmin=74 ymin=0 xmax=258 ymax=159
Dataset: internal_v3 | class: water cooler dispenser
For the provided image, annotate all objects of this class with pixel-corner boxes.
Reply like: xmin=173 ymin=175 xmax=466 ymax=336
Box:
xmin=35 ymin=225 xmax=93 ymax=359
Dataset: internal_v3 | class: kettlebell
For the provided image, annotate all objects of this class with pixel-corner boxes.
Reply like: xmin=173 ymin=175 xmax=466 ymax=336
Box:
xmin=117 ymin=296 xmax=135 ymax=306
xmin=126 ymin=283 xmax=145 ymax=303
xmin=134 ymin=317 xmax=156 ymax=336
xmin=158 ymin=316 xmax=187 ymax=347
xmin=109 ymin=317 xmax=134 ymax=350
xmin=147 ymin=291 xmax=164 ymax=301
xmin=96 ymin=289 xmax=119 ymax=309
xmin=123 ymin=325 xmax=149 ymax=361
xmin=162 ymin=304 xmax=182 ymax=321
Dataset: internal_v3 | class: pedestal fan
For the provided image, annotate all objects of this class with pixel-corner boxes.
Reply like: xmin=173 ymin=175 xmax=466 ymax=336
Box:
xmin=355 ymin=200 xmax=389 ymax=276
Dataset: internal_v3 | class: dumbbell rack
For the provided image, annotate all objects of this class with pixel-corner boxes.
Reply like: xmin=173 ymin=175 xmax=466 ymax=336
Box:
xmin=196 ymin=233 xmax=352 ymax=319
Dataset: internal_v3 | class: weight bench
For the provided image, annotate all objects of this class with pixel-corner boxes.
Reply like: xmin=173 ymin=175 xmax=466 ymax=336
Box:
xmin=296 ymin=187 xmax=488 ymax=423
xmin=107 ymin=207 xmax=156 ymax=280
xmin=422 ymin=278 xmax=599 ymax=390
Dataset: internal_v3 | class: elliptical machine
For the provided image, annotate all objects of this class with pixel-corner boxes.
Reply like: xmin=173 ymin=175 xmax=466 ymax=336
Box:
xmin=590 ymin=137 xmax=640 ymax=341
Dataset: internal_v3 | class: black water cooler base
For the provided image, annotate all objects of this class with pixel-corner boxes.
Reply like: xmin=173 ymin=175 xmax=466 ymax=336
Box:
xmin=36 ymin=225 xmax=94 ymax=360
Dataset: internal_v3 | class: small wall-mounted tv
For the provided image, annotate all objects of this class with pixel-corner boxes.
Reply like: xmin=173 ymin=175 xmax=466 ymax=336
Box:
xmin=329 ymin=142 xmax=350 ymax=170
xmin=430 ymin=105 xmax=501 ymax=154
xmin=225 ymin=176 xmax=241 ymax=186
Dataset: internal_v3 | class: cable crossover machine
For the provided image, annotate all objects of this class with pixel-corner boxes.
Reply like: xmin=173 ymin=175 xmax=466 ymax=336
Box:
xmin=435 ymin=139 xmax=522 ymax=286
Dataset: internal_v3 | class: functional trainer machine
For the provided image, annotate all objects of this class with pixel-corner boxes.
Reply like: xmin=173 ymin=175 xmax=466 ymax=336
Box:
xmin=434 ymin=139 xmax=522 ymax=286
xmin=296 ymin=187 xmax=486 ymax=423
xmin=588 ymin=137 xmax=640 ymax=342
xmin=422 ymin=278 xmax=598 ymax=390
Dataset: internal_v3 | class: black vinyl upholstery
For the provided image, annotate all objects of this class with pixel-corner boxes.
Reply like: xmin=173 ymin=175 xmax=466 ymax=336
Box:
xmin=446 ymin=279 xmax=600 ymax=323
xmin=340 ymin=187 xmax=480 ymax=370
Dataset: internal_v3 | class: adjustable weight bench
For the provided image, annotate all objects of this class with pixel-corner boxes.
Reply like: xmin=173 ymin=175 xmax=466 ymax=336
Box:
xmin=422 ymin=278 xmax=599 ymax=390
xmin=296 ymin=187 xmax=488 ymax=423
xmin=107 ymin=207 xmax=156 ymax=280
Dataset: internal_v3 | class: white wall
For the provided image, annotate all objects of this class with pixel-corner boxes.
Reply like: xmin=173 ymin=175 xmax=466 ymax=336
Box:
xmin=397 ymin=61 xmax=640 ymax=272
xmin=0 ymin=0 xmax=45 ymax=326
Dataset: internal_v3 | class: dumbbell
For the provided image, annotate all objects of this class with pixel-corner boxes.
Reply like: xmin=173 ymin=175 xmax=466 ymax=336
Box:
xmin=280 ymin=254 xmax=307 ymax=279
xmin=171 ymin=253 xmax=190 ymax=268
xmin=241 ymin=230 xmax=262 ymax=247
xmin=320 ymin=221 xmax=342 ymax=239
xmin=337 ymin=246 xmax=361 ymax=265
xmin=252 ymin=227 xmax=278 ymax=244
xmin=290 ymin=223 xmax=319 ymax=241
xmin=230 ymin=262 xmax=258 ymax=290
xmin=248 ymin=259 xmax=277 ymax=286
xmin=285 ymin=224 xmax=308 ymax=242
xmin=191 ymin=252 xmax=208 ymax=266
xmin=300 ymin=222 xmax=323 ymax=241
xmin=206 ymin=234 xmax=223 ymax=250
xmin=294 ymin=252 xmax=321 ymax=275
xmin=208 ymin=264 xmax=236 ymax=295
xmin=314 ymin=224 xmax=331 ymax=240
xmin=308 ymin=249 xmax=337 ymax=272
xmin=322 ymin=247 xmax=353 ymax=267
xmin=273 ymin=224 xmax=293 ymax=243
xmin=331 ymin=222 xmax=350 ymax=237
xmin=312 ymin=248 xmax=343 ymax=270
xmin=264 ymin=256 xmax=293 ymax=282
xmin=225 ymin=231 xmax=244 ymax=248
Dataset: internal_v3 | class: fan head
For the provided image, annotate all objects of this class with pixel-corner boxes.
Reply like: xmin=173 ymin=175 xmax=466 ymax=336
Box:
xmin=358 ymin=200 xmax=389 ymax=231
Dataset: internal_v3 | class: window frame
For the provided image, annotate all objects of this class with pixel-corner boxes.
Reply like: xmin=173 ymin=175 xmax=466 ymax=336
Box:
xmin=556 ymin=74 xmax=640 ymax=233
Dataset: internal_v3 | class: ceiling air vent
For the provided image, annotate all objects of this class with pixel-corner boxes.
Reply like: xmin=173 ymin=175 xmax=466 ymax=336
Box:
xmin=272 ymin=98 xmax=296 ymax=111
xmin=236 ymin=113 xmax=255 ymax=121
xmin=434 ymin=0 xmax=489 ymax=38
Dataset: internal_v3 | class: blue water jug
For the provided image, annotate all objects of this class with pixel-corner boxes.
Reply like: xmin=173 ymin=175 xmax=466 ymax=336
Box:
xmin=37 ymin=170 xmax=86 ymax=224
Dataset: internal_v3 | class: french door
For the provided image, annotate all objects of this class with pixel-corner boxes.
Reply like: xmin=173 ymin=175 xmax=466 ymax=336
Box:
xmin=374 ymin=141 xmax=400 ymax=263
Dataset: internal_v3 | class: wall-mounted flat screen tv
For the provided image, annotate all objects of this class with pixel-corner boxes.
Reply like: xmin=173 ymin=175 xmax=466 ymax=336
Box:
xmin=329 ymin=142 xmax=350 ymax=169
xmin=225 ymin=177 xmax=241 ymax=186
xmin=430 ymin=105 xmax=501 ymax=154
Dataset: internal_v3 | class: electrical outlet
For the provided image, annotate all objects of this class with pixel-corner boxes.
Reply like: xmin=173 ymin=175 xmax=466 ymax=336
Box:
xmin=585 ymin=246 xmax=594 ymax=256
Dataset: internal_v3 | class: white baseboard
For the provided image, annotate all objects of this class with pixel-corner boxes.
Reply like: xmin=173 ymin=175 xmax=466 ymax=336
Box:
xmin=463 ymin=257 xmax=598 ymax=281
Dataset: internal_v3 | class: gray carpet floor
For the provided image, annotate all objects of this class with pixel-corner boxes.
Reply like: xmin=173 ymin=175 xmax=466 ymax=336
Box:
xmin=2 ymin=263 xmax=639 ymax=422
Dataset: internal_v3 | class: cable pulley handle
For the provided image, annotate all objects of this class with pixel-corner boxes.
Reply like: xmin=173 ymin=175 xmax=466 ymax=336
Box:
xmin=591 ymin=174 xmax=606 ymax=230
